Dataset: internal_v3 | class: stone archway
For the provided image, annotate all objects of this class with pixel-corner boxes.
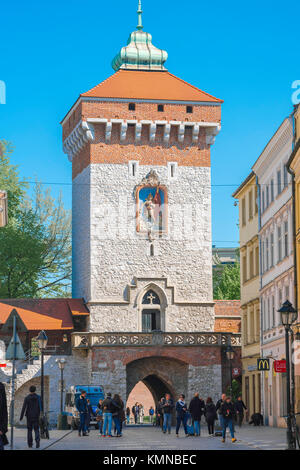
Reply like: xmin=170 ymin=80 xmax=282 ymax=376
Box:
xmin=126 ymin=356 xmax=188 ymax=404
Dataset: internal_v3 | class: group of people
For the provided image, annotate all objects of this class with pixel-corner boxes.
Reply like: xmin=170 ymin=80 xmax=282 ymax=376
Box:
xmin=76 ymin=390 xmax=125 ymax=438
xmin=155 ymin=392 xmax=247 ymax=442
xmin=129 ymin=403 xmax=145 ymax=424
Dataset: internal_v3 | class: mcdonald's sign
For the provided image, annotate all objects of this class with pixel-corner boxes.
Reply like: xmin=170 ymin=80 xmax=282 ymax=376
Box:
xmin=257 ymin=358 xmax=270 ymax=371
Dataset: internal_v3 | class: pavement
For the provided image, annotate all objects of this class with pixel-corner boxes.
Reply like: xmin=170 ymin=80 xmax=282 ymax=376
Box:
xmin=7 ymin=424 xmax=288 ymax=451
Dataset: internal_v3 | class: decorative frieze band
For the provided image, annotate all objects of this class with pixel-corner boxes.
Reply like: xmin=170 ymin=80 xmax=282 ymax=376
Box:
xmin=63 ymin=118 xmax=221 ymax=160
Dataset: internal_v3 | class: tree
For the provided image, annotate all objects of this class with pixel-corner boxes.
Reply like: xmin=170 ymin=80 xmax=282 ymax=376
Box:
xmin=213 ymin=261 xmax=240 ymax=300
xmin=0 ymin=140 xmax=71 ymax=298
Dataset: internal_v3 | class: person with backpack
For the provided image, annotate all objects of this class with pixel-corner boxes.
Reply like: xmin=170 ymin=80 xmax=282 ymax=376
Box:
xmin=20 ymin=385 xmax=42 ymax=448
xmin=220 ymin=396 xmax=237 ymax=443
xmin=175 ymin=394 xmax=189 ymax=437
xmin=215 ymin=393 xmax=226 ymax=430
xmin=188 ymin=392 xmax=204 ymax=436
xmin=149 ymin=406 xmax=154 ymax=424
xmin=96 ymin=399 xmax=103 ymax=435
xmin=156 ymin=398 xmax=164 ymax=429
xmin=204 ymin=397 xmax=217 ymax=436
xmin=112 ymin=394 xmax=123 ymax=437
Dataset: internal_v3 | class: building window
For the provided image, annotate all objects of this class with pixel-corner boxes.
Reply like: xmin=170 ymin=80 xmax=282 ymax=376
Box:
xmin=267 ymin=297 xmax=270 ymax=330
xmin=129 ymin=161 xmax=139 ymax=177
xmin=186 ymin=106 xmax=193 ymax=114
xmin=284 ymin=220 xmax=288 ymax=257
xmin=271 ymin=179 xmax=274 ymax=202
xmin=129 ymin=103 xmax=136 ymax=111
xmin=150 ymin=244 xmax=154 ymax=256
xmin=285 ymin=285 xmax=290 ymax=302
xmin=279 ymin=289 xmax=283 ymax=320
xmin=242 ymin=198 xmax=246 ymax=226
xmin=266 ymin=238 xmax=269 ymax=271
xmin=261 ymin=190 xmax=265 ymax=213
xmin=266 ymin=185 xmax=269 ymax=208
xmin=283 ymin=166 xmax=288 ymax=188
xmin=278 ymin=225 xmax=282 ymax=262
xmin=158 ymin=104 xmax=164 ymax=112
xmin=168 ymin=162 xmax=177 ymax=179
xmin=255 ymin=246 xmax=259 ymax=276
xmin=249 ymin=190 xmax=253 ymax=220
xmin=272 ymin=295 xmax=275 ymax=327
xmin=270 ymin=232 xmax=274 ymax=267
xmin=249 ymin=250 xmax=254 ymax=278
xmin=255 ymin=186 xmax=258 ymax=214
xmin=277 ymin=170 xmax=282 ymax=195
xmin=243 ymin=255 xmax=247 ymax=283
xmin=142 ymin=290 xmax=161 ymax=332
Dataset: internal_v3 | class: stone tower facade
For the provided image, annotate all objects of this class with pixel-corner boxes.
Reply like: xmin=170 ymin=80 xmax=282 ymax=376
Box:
xmin=61 ymin=4 xmax=238 ymax=404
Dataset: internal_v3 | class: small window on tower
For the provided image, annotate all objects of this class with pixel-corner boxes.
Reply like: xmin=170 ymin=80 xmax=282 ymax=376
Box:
xmin=158 ymin=104 xmax=164 ymax=112
xmin=129 ymin=161 xmax=139 ymax=177
xmin=186 ymin=106 xmax=193 ymax=114
xmin=129 ymin=103 xmax=136 ymax=111
xmin=168 ymin=162 xmax=177 ymax=179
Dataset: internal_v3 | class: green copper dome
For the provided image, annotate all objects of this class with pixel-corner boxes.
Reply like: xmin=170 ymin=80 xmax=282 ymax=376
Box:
xmin=112 ymin=1 xmax=168 ymax=72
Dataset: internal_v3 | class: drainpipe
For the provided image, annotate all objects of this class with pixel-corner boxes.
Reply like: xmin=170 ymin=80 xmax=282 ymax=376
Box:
xmin=286 ymin=113 xmax=297 ymax=415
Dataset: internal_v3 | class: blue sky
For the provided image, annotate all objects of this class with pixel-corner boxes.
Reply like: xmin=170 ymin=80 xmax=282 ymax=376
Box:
xmin=0 ymin=0 xmax=299 ymax=247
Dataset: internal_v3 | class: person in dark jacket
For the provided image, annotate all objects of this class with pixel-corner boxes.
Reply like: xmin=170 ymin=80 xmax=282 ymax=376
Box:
xmin=204 ymin=397 xmax=217 ymax=436
xmin=161 ymin=393 xmax=174 ymax=434
xmin=234 ymin=396 xmax=247 ymax=427
xmin=20 ymin=385 xmax=42 ymax=448
xmin=75 ymin=390 xmax=88 ymax=437
xmin=112 ymin=394 xmax=124 ymax=437
xmin=96 ymin=399 xmax=103 ymax=435
xmin=156 ymin=398 xmax=164 ymax=428
xmin=101 ymin=393 xmax=115 ymax=437
xmin=85 ymin=399 xmax=94 ymax=433
xmin=188 ymin=393 xmax=205 ymax=436
xmin=175 ymin=394 xmax=188 ymax=437
xmin=132 ymin=403 xmax=139 ymax=425
xmin=220 ymin=397 xmax=236 ymax=443
xmin=215 ymin=393 xmax=226 ymax=429
xmin=0 ymin=382 xmax=8 ymax=451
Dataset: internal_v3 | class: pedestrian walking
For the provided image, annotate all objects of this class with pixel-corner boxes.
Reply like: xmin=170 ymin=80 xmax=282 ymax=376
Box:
xmin=149 ymin=406 xmax=154 ymax=424
xmin=101 ymin=392 xmax=114 ymax=437
xmin=204 ymin=397 xmax=217 ymax=436
xmin=96 ymin=399 xmax=103 ymax=435
xmin=161 ymin=393 xmax=174 ymax=434
xmin=86 ymin=398 xmax=94 ymax=433
xmin=234 ymin=396 xmax=247 ymax=427
xmin=188 ymin=392 xmax=204 ymax=436
xmin=75 ymin=390 xmax=89 ymax=437
xmin=132 ymin=403 xmax=139 ymax=425
xmin=126 ymin=407 xmax=130 ymax=425
xmin=112 ymin=394 xmax=124 ymax=437
xmin=215 ymin=393 xmax=226 ymax=431
xmin=220 ymin=396 xmax=237 ymax=443
xmin=20 ymin=385 xmax=42 ymax=448
xmin=0 ymin=382 xmax=8 ymax=451
xmin=156 ymin=398 xmax=164 ymax=428
xmin=139 ymin=404 xmax=144 ymax=424
xmin=175 ymin=394 xmax=188 ymax=437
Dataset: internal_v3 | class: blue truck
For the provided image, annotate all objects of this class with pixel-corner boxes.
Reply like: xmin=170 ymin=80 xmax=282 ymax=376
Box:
xmin=64 ymin=385 xmax=105 ymax=430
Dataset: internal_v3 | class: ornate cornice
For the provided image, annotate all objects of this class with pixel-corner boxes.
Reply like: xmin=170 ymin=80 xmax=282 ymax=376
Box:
xmin=63 ymin=120 xmax=95 ymax=162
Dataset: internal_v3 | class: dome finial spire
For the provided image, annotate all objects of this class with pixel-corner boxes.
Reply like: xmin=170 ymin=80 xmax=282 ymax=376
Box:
xmin=137 ymin=0 xmax=143 ymax=30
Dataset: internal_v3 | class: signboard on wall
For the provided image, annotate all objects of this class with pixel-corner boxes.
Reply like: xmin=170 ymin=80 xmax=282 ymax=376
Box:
xmin=274 ymin=360 xmax=286 ymax=373
xmin=257 ymin=358 xmax=270 ymax=371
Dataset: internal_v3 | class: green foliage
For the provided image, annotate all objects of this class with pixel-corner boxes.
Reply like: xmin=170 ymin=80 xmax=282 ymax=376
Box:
xmin=213 ymin=261 xmax=241 ymax=300
xmin=0 ymin=140 xmax=71 ymax=298
xmin=226 ymin=379 xmax=241 ymax=402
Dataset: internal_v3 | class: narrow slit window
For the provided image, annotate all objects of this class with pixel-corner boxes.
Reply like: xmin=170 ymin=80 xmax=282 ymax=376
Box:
xmin=150 ymin=244 xmax=154 ymax=256
xmin=129 ymin=103 xmax=136 ymax=111
xmin=186 ymin=106 xmax=193 ymax=114
xmin=158 ymin=104 xmax=164 ymax=112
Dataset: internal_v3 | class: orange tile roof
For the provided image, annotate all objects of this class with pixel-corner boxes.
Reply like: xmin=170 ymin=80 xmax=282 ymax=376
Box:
xmin=0 ymin=299 xmax=89 ymax=331
xmin=81 ymin=70 xmax=223 ymax=103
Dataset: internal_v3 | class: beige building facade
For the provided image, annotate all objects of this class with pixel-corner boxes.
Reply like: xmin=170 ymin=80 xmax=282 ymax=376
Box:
xmin=233 ymin=172 xmax=261 ymax=419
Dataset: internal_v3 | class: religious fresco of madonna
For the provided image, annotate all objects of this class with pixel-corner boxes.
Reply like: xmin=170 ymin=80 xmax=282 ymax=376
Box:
xmin=136 ymin=186 xmax=167 ymax=234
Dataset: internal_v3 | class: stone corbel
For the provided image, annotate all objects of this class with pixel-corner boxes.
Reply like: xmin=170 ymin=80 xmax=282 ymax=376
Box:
xmin=105 ymin=122 xmax=112 ymax=143
xmin=178 ymin=124 xmax=185 ymax=143
xmin=163 ymin=124 xmax=171 ymax=144
xmin=150 ymin=123 xmax=157 ymax=142
xmin=135 ymin=123 xmax=142 ymax=142
xmin=63 ymin=120 xmax=95 ymax=162
xmin=120 ymin=121 xmax=128 ymax=142
xmin=206 ymin=124 xmax=221 ymax=145
xmin=192 ymin=124 xmax=200 ymax=143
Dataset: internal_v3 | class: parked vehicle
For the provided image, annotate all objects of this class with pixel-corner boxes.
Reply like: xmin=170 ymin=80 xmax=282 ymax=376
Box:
xmin=64 ymin=385 xmax=105 ymax=430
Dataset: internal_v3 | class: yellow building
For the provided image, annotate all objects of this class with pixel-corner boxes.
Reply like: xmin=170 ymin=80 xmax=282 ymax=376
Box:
xmin=287 ymin=103 xmax=300 ymax=413
xmin=233 ymin=172 xmax=261 ymax=418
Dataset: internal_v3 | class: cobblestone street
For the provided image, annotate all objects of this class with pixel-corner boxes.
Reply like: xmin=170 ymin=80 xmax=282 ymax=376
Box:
xmin=10 ymin=424 xmax=288 ymax=451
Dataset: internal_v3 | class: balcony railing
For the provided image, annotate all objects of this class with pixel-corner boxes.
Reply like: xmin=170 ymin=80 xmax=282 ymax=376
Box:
xmin=72 ymin=331 xmax=241 ymax=349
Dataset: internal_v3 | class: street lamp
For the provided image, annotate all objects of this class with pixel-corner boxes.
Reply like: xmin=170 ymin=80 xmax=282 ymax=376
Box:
xmin=226 ymin=343 xmax=235 ymax=396
xmin=37 ymin=330 xmax=48 ymax=438
xmin=278 ymin=300 xmax=297 ymax=450
xmin=56 ymin=358 xmax=66 ymax=414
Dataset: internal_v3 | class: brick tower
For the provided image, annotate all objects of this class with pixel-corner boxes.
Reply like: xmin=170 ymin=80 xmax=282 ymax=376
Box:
xmin=62 ymin=3 xmax=237 ymax=402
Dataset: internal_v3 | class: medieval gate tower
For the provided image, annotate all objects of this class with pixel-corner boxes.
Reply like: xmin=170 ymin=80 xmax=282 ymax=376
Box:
xmin=62 ymin=3 xmax=239 ymax=403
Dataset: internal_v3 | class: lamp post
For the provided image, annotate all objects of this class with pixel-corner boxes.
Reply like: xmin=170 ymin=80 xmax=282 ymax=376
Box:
xmin=56 ymin=358 xmax=66 ymax=414
xmin=37 ymin=330 xmax=48 ymax=438
xmin=278 ymin=300 xmax=297 ymax=450
xmin=226 ymin=342 xmax=235 ymax=396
